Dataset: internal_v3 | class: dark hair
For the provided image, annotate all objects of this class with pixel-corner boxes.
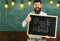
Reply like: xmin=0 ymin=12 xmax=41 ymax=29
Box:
xmin=34 ymin=0 xmax=41 ymax=3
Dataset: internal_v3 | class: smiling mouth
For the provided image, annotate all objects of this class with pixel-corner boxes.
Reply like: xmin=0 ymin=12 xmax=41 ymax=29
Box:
xmin=36 ymin=8 xmax=39 ymax=10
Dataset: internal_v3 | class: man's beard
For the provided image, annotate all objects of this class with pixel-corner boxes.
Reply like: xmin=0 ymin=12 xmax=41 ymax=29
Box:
xmin=34 ymin=8 xmax=41 ymax=14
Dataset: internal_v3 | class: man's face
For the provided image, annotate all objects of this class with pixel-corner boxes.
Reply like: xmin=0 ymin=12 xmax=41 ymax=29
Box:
xmin=34 ymin=2 xmax=41 ymax=14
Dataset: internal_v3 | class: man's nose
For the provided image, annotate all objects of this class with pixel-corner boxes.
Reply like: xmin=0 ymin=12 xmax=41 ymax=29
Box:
xmin=36 ymin=5 xmax=39 ymax=7
xmin=36 ymin=7 xmax=39 ymax=8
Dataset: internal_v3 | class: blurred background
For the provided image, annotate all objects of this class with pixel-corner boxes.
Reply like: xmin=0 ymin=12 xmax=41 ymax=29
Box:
xmin=0 ymin=0 xmax=60 ymax=32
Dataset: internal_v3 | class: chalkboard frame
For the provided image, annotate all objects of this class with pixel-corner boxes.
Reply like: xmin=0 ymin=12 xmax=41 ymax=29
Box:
xmin=27 ymin=14 xmax=58 ymax=38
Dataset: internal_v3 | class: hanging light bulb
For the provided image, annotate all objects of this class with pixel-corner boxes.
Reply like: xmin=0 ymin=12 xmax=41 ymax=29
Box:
xmin=50 ymin=0 xmax=53 ymax=4
xmin=56 ymin=2 xmax=60 ymax=7
xmin=4 ymin=0 xmax=9 ymax=9
xmin=20 ymin=1 xmax=24 ymax=8
xmin=11 ymin=0 xmax=15 ymax=6
xmin=20 ymin=4 xmax=24 ymax=8
xmin=4 ymin=3 xmax=8 ymax=9
xmin=28 ymin=0 xmax=32 ymax=6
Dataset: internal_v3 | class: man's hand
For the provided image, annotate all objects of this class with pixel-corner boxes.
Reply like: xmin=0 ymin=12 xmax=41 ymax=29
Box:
xmin=25 ymin=15 xmax=31 ymax=22
xmin=42 ymin=35 xmax=51 ymax=39
xmin=44 ymin=35 xmax=50 ymax=39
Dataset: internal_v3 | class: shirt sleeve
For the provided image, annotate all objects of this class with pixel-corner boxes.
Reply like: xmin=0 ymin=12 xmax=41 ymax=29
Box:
xmin=22 ymin=20 xmax=27 ymax=28
xmin=22 ymin=13 xmax=32 ymax=28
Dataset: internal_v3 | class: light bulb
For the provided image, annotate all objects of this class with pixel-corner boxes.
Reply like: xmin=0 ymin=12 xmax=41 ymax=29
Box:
xmin=28 ymin=1 xmax=32 ymax=6
xmin=11 ymin=1 xmax=15 ymax=6
xmin=20 ymin=4 xmax=24 ymax=8
xmin=4 ymin=3 xmax=8 ymax=9
xmin=50 ymin=0 xmax=53 ymax=4
xmin=56 ymin=3 xmax=60 ymax=7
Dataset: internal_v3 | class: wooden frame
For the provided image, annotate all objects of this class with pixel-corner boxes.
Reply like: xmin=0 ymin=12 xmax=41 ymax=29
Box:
xmin=27 ymin=14 xmax=58 ymax=38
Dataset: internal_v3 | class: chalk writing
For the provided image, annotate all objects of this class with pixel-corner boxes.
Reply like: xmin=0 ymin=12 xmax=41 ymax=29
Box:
xmin=33 ymin=18 xmax=50 ymax=34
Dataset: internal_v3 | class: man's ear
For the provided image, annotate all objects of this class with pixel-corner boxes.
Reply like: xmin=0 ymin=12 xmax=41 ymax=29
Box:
xmin=40 ymin=4 xmax=42 ymax=7
xmin=39 ymin=4 xmax=42 ymax=8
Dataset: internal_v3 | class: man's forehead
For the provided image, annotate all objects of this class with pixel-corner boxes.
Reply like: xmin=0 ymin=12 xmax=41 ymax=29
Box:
xmin=34 ymin=2 xmax=40 ymax=4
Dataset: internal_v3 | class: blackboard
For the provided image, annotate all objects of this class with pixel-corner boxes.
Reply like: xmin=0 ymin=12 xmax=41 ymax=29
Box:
xmin=27 ymin=14 xmax=58 ymax=38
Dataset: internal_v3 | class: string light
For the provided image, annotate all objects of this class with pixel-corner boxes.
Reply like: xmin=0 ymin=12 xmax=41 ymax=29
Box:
xmin=4 ymin=0 xmax=60 ymax=9
xmin=56 ymin=2 xmax=60 ymax=7
xmin=28 ymin=0 xmax=32 ymax=6
xmin=20 ymin=0 xmax=24 ymax=8
xmin=20 ymin=4 xmax=24 ymax=8
xmin=11 ymin=0 xmax=15 ymax=6
xmin=50 ymin=0 xmax=53 ymax=4
xmin=4 ymin=0 xmax=8 ymax=9
xmin=4 ymin=3 xmax=9 ymax=9
xmin=56 ymin=0 xmax=60 ymax=7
